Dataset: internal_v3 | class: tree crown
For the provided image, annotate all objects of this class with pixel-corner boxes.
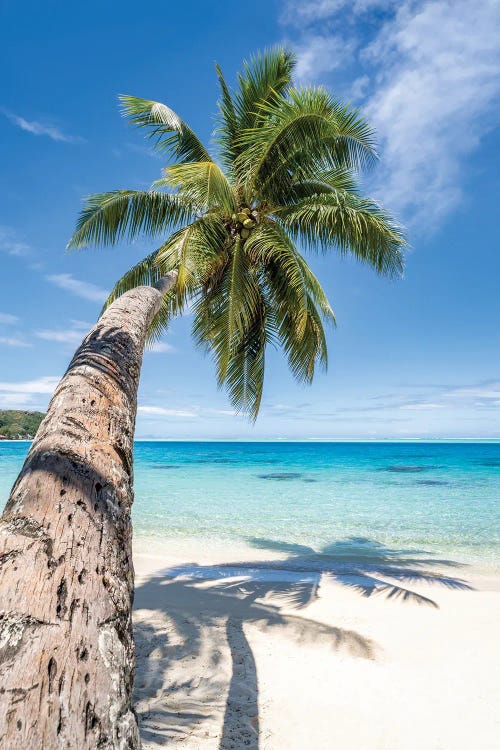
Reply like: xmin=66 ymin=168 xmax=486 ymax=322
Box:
xmin=68 ymin=47 xmax=406 ymax=419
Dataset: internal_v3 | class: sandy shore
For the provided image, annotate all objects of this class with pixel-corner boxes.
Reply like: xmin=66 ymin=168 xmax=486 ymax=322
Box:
xmin=132 ymin=540 xmax=500 ymax=749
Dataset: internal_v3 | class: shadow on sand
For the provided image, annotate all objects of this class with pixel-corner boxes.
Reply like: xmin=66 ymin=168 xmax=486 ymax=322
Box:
xmin=133 ymin=537 xmax=472 ymax=748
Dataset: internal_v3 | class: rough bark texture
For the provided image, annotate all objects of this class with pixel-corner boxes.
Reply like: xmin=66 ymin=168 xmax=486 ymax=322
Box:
xmin=0 ymin=278 xmax=173 ymax=749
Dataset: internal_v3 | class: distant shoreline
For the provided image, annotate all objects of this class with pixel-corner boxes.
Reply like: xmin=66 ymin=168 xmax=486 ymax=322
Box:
xmin=1 ymin=438 xmax=499 ymax=444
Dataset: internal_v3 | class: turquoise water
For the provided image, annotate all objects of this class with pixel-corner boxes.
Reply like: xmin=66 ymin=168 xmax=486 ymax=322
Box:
xmin=1 ymin=441 xmax=499 ymax=570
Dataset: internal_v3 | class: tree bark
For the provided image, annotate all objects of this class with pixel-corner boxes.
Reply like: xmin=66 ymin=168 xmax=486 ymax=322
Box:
xmin=0 ymin=274 xmax=175 ymax=749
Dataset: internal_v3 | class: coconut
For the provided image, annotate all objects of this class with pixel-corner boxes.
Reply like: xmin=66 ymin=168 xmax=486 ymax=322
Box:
xmin=236 ymin=212 xmax=248 ymax=223
xmin=243 ymin=218 xmax=255 ymax=228
xmin=241 ymin=207 xmax=251 ymax=215
xmin=240 ymin=228 xmax=250 ymax=239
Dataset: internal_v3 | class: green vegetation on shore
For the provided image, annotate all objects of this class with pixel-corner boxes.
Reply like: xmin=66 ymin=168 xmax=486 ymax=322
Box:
xmin=0 ymin=410 xmax=44 ymax=439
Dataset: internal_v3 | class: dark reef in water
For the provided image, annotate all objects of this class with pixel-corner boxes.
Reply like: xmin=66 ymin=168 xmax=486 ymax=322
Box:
xmin=415 ymin=479 xmax=449 ymax=486
xmin=257 ymin=472 xmax=303 ymax=481
xmin=191 ymin=457 xmax=241 ymax=464
xmin=380 ymin=465 xmax=443 ymax=473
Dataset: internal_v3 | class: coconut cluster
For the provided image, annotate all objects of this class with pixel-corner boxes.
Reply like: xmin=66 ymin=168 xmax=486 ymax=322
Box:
xmin=230 ymin=207 xmax=260 ymax=240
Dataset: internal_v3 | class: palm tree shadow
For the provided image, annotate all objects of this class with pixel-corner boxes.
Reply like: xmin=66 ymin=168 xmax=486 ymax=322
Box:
xmin=246 ymin=536 xmax=473 ymax=608
xmin=133 ymin=536 xmax=473 ymax=748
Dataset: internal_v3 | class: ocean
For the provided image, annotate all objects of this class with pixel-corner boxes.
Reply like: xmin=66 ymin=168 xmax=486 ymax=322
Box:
xmin=1 ymin=441 xmax=499 ymax=573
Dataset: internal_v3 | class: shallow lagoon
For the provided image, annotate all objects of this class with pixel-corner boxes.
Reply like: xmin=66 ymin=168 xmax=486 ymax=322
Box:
xmin=1 ymin=441 xmax=499 ymax=571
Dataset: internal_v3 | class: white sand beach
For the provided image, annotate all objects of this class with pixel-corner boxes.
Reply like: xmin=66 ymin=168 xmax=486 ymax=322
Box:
xmin=133 ymin=542 xmax=500 ymax=750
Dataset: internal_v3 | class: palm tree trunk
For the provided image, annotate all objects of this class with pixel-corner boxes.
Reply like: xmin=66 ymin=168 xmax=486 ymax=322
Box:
xmin=0 ymin=273 xmax=176 ymax=749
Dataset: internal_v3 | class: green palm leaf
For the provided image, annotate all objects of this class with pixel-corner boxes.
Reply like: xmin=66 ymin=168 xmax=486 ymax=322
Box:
xmin=235 ymin=86 xmax=377 ymax=201
xmin=119 ymin=95 xmax=210 ymax=162
xmin=275 ymin=192 xmax=406 ymax=277
xmin=156 ymin=161 xmax=237 ymax=214
xmin=192 ymin=239 xmax=262 ymax=394
xmin=67 ymin=190 xmax=195 ymax=249
xmin=234 ymin=47 xmax=296 ymax=130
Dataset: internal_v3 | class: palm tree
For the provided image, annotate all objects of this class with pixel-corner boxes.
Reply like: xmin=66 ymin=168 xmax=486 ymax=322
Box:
xmin=0 ymin=49 xmax=405 ymax=749
xmin=69 ymin=47 xmax=405 ymax=418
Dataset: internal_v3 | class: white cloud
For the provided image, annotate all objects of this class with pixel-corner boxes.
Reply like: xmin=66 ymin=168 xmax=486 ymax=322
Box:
xmin=35 ymin=319 xmax=92 ymax=347
xmin=0 ymin=393 xmax=32 ymax=407
xmin=137 ymin=405 xmax=197 ymax=418
xmin=147 ymin=341 xmax=175 ymax=354
xmin=293 ymin=35 xmax=354 ymax=81
xmin=137 ymin=404 xmax=239 ymax=419
xmin=46 ymin=273 xmax=109 ymax=303
xmin=282 ymin=0 xmax=393 ymax=24
xmin=0 ymin=336 xmax=31 ymax=348
xmin=365 ymin=0 xmax=500 ymax=224
xmin=0 ymin=376 xmax=60 ymax=394
xmin=35 ymin=329 xmax=85 ymax=346
xmin=0 ymin=376 xmax=60 ymax=408
xmin=351 ymin=74 xmax=370 ymax=101
xmin=445 ymin=382 xmax=500 ymax=400
xmin=0 ymin=312 xmax=19 ymax=325
xmin=3 ymin=111 xmax=83 ymax=143
xmin=0 ymin=226 xmax=31 ymax=257
xmin=205 ymin=408 xmax=238 ymax=416
xmin=399 ymin=402 xmax=444 ymax=411
xmin=281 ymin=0 xmax=500 ymax=226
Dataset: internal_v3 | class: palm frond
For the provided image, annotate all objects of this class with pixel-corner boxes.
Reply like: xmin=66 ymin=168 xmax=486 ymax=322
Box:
xmin=247 ymin=224 xmax=330 ymax=383
xmin=283 ymin=167 xmax=359 ymax=203
xmin=67 ymin=190 xmax=195 ymax=249
xmin=235 ymin=86 xmax=377 ymax=202
xmin=157 ymin=161 xmax=237 ymax=214
xmin=234 ymin=47 xmax=296 ymax=129
xmin=246 ymin=223 xmax=335 ymax=324
xmin=147 ymin=217 xmax=227 ymax=345
xmin=119 ymin=95 xmax=210 ymax=162
xmin=224 ymin=288 xmax=270 ymax=419
xmin=214 ymin=63 xmax=239 ymax=171
xmin=275 ymin=192 xmax=406 ymax=277
xmin=155 ymin=215 xmax=226 ymax=306
xmin=269 ymin=274 xmax=329 ymax=384
xmin=192 ymin=238 xmax=265 ymax=416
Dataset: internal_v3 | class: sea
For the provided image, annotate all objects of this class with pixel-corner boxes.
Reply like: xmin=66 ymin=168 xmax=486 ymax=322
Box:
xmin=1 ymin=441 xmax=499 ymax=574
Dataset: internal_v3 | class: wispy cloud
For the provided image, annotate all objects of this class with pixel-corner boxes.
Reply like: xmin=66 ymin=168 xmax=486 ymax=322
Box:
xmin=293 ymin=34 xmax=355 ymax=81
xmin=35 ymin=320 xmax=91 ymax=347
xmin=137 ymin=405 xmax=197 ymax=418
xmin=282 ymin=0 xmax=395 ymax=25
xmin=262 ymin=377 xmax=500 ymax=423
xmin=36 ymin=330 xmax=83 ymax=345
xmin=0 ymin=376 xmax=60 ymax=394
xmin=137 ymin=404 xmax=239 ymax=419
xmin=3 ymin=110 xmax=83 ymax=144
xmin=445 ymin=381 xmax=500 ymax=400
xmin=0 ymin=336 xmax=31 ymax=348
xmin=46 ymin=273 xmax=109 ymax=303
xmin=0 ymin=312 xmax=19 ymax=325
xmin=399 ymin=402 xmax=444 ymax=411
xmin=147 ymin=341 xmax=175 ymax=354
xmin=281 ymin=0 xmax=500 ymax=226
xmin=0 ymin=226 xmax=32 ymax=257
xmin=0 ymin=376 xmax=60 ymax=408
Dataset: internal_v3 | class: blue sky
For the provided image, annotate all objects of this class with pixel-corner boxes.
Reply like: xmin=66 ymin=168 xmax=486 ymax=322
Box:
xmin=1 ymin=0 xmax=499 ymax=439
